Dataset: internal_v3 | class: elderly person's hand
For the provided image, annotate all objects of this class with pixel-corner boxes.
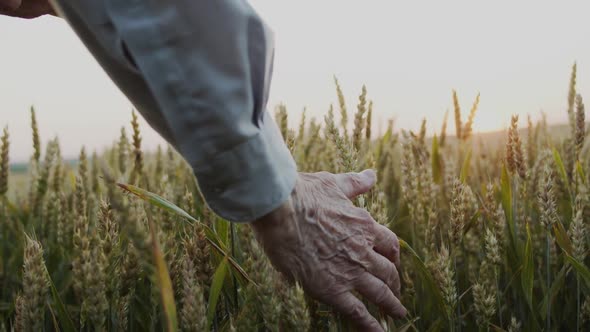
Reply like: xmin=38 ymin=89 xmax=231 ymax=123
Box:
xmin=0 ymin=0 xmax=55 ymax=18
xmin=251 ymin=169 xmax=406 ymax=332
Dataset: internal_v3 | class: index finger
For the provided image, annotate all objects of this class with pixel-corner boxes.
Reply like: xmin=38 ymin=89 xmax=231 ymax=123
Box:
xmin=355 ymin=273 xmax=407 ymax=319
xmin=328 ymin=292 xmax=384 ymax=332
xmin=373 ymin=223 xmax=401 ymax=268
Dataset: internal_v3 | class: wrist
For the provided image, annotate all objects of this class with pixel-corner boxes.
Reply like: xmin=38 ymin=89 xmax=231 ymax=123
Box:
xmin=250 ymin=195 xmax=295 ymax=236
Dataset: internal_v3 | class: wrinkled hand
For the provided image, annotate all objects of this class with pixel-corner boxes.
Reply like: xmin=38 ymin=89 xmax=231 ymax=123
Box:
xmin=251 ymin=170 xmax=406 ymax=331
xmin=0 ymin=0 xmax=55 ymax=19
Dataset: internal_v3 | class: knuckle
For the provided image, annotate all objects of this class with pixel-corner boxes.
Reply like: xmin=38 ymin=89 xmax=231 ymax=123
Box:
xmin=319 ymin=172 xmax=337 ymax=186
xmin=374 ymin=286 xmax=390 ymax=306
xmin=390 ymin=234 xmax=401 ymax=258
xmin=348 ymin=301 xmax=367 ymax=319
xmin=354 ymin=208 xmax=373 ymax=223
xmin=357 ymin=248 xmax=373 ymax=267
xmin=348 ymin=173 xmax=363 ymax=187
xmin=380 ymin=224 xmax=398 ymax=242
xmin=385 ymin=264 xmax=397 ymax=286
xmin=308 ymin=288 xmax=331 ymax=304
xmin=377 ymin=282 xmax=391 ymax=299
xmin=372 ymin=255 xmax=388 ymax=275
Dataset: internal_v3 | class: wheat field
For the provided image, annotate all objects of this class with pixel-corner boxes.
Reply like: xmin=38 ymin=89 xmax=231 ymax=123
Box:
xmin=0 ymin=64 xmax=589 ymax=331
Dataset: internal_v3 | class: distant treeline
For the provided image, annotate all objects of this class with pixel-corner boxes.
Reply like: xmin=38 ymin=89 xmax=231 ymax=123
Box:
xmin=10 ymin=159 xmax=78 ymax=173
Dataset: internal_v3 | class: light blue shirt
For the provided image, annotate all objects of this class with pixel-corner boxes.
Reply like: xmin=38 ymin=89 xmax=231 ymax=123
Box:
xmin=50 ymin=0 xmax=297 ymax=222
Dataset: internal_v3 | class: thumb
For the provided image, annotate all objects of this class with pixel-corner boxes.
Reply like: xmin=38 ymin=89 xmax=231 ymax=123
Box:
xmin=334 ymin=169 xmax=377 ymax=199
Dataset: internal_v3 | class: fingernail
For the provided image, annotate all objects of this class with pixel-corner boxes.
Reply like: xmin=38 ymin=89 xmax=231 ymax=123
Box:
xmin=397 ymin=305 xmax=408 ymax=318
xmin=361 ymin=169 xmax=377 ymax=182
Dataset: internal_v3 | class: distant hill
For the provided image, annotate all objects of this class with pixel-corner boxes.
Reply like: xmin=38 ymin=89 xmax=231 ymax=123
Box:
xmin=427 ymin=123 xmax=572 ymax=151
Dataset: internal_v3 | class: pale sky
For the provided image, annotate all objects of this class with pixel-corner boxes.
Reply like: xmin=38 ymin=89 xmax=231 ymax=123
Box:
xmin=1 ymin=1 xmax=589 ymax=162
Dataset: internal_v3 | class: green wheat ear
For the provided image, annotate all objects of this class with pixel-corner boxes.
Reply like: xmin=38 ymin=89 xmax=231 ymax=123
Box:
xmin=352 ymin=84 xmax=367 ymax=151
xmin=462 ymin=92 xmax=480 ymax=141
xmin=130 ymin=110 xmax=144 ymax=184
xmin=452 ymin=89 xmax=462 ymax=140
xmin=20 ymin=234 xmax=49 ymax=332
xmin=0 ymin=127 xmax=9 ymax=197
xmin=118 ymin=126 xmax=130 ymax=176
xmin=365 ymin=100 xmax=373 ymax=141
xmin=334 ymin=75 xmax=349 ymax=139
xmin=3 ymin=65 xmax=590 ymax=331
xmin=568 ymin=62 xmax=577 ymax=134
xmin=440 ymin=109 xmax=449 ymax=147
xmin=30 ymin=106 xmax=41 ymax=164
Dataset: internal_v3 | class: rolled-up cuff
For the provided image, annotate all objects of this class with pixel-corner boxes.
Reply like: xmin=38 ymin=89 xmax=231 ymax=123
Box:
xmin=191 ymin=117 xmax=297 ymax=222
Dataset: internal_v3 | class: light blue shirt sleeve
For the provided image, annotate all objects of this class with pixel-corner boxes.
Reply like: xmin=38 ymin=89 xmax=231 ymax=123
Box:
xmin=51 ymin=0 xmax=297 ymax=222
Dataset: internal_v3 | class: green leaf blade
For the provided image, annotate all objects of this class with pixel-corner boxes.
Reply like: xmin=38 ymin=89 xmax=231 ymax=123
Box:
xmin=207 ymin=258 xmax=229 ymax=330
xmin=45 ymin=267 xmax=76 ymax=332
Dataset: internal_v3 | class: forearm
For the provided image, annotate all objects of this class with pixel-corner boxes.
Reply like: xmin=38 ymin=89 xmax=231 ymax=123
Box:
xmin=54 ymin=0 xmax=297 ymax=221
